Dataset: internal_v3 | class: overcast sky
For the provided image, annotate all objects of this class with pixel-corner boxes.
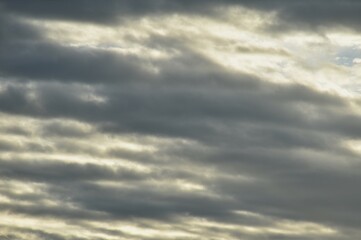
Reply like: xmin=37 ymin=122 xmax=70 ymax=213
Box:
xmin=2 ymin=1 xmax=361 ymax=239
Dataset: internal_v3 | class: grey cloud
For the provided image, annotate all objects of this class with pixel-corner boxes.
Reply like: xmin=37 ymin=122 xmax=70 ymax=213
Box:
xmin=0 ymin=10 xmax=41 ymax=44
xmin=1 ymin=125 xmax=32 ymax=136
xmin=0 ymin=228 xmax=73 ymax=240
xmin=2 ymin=0 xmax=361 ymax=32
xmin=40 ymin=120 xmax=93 ymax=138
xmin=0 ymin=0 xmax=251 ymax=24
xmin=275 ymin=1 xmax=361 ymax=32
xmin=0 ymin=11 xmax=155 ymax=84
xmin=0 ymin=159 xmax=147 ymax=182
xmin=2 ymin=1 xmax=361 ymax=240
xmin=0 ymin=56 xmax=358 ymax=151
xmin=0 ymin=76 xmax=350 ymax=141
xmin=0 ymin=42 xmax=152 ymax=84
xmin=44 ymin=180 xmax=236 ymax=221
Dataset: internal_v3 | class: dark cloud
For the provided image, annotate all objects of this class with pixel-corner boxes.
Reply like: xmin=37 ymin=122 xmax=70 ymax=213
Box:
xmin=2 ymin=0 xmax=361 ymax=32
xmin=0 ymin=42 xmax=152 ymax=84
xmin=0 ymin=159 xmax=149 ymax=182
xmin=1 ymin=0 xmax=250 ymax=24
xmin=2 ymin=1 xmax=361 ymax=240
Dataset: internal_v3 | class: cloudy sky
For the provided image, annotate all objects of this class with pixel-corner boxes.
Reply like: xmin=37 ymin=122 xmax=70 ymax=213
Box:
xmin=2 ymin=1 xmax=361 ymax=239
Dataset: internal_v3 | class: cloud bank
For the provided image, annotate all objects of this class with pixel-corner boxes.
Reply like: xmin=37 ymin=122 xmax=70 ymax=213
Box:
xmin=1 ymin=1 xmax=361 ymax=239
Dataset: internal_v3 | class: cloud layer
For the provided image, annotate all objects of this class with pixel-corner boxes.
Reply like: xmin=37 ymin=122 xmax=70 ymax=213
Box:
xmin=1 ymin=1 xmax=361 ymax=239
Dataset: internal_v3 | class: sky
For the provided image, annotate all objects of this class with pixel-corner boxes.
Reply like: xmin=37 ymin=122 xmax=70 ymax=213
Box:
xmin=1 ymin=1 xmax=361 ymax=239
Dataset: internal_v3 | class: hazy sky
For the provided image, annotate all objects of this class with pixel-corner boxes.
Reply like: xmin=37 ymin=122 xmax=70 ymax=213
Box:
xmin=1 ymin=1 xmax=361 ymax=239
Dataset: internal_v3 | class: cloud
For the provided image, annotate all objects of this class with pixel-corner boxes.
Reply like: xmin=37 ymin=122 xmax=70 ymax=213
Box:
xmin=3 ymin=0 xmax=361 ymax=32
xmin=2 ymin=1 xmax=361 ymax=240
